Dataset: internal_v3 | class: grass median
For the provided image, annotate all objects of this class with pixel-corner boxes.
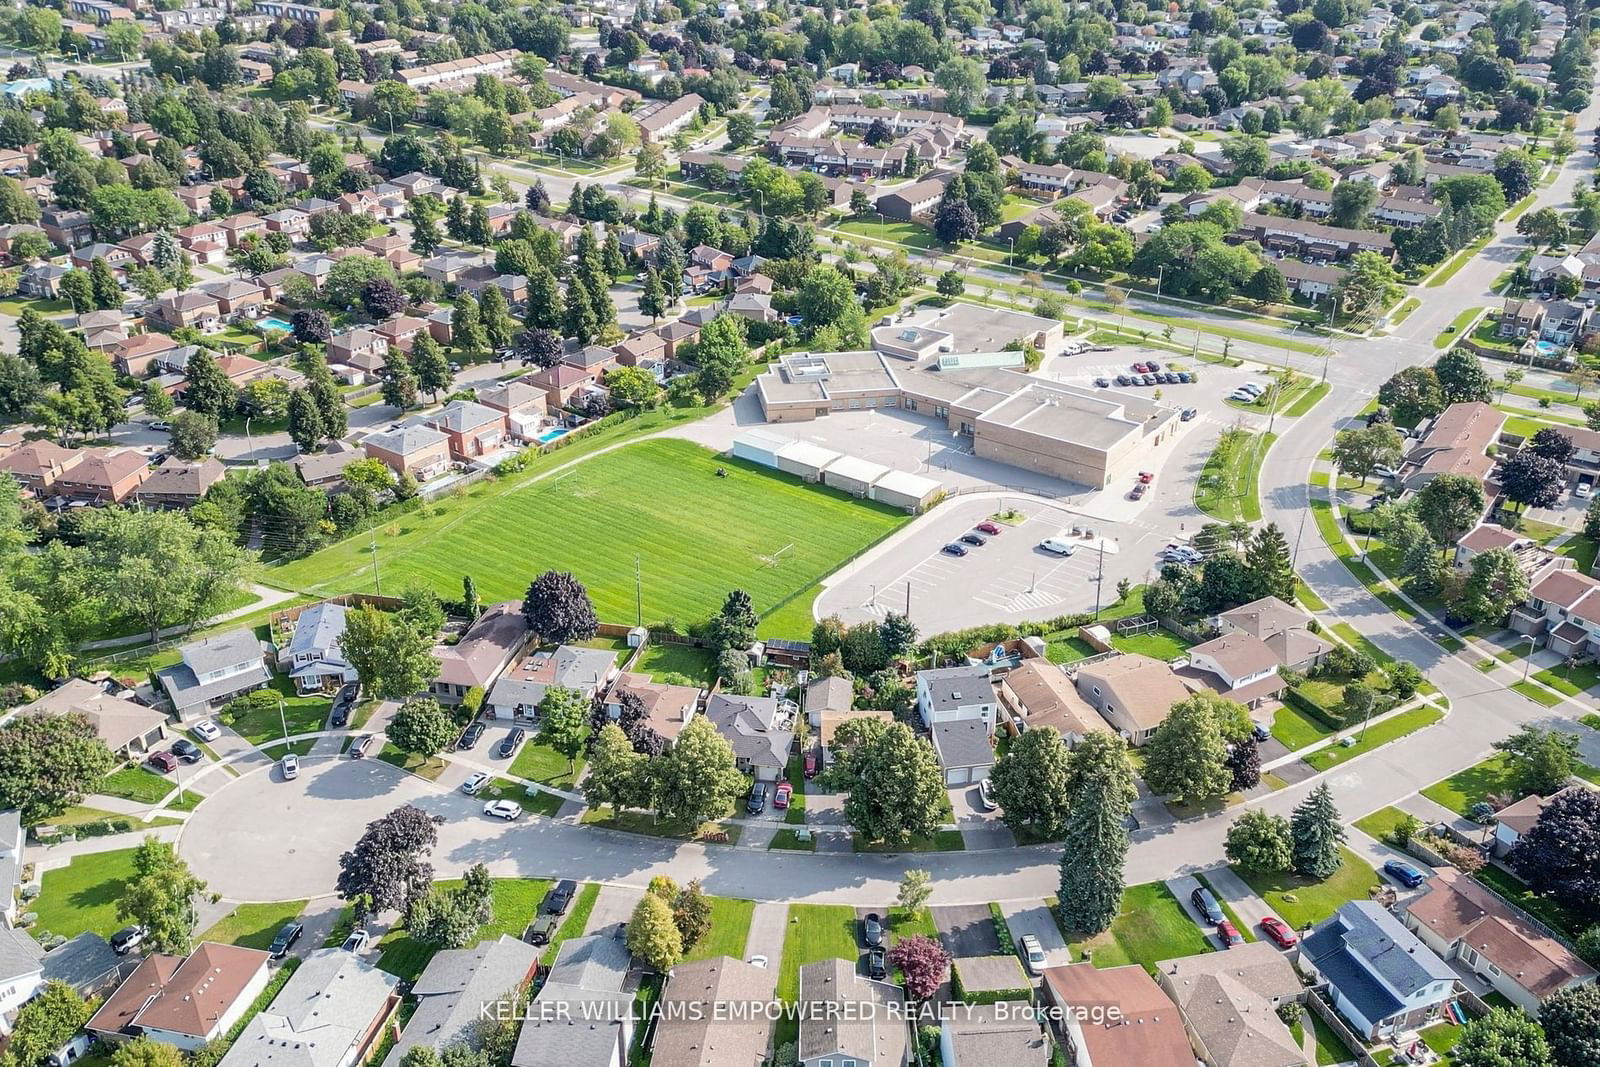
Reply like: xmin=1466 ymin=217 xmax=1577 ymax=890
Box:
xmin=1195 ymin=428 xmax=1274 ymax=523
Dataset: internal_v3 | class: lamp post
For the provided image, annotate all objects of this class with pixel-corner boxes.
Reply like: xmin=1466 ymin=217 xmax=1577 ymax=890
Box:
xmin=1008 ymin=237 xmax=1014 ymax=268
xmin=1155 ymin=264 xmax=1165 ymax=303
xmin=244 ymin=415 xmax=254 ymax=459
xmin=1522 ymin=633 xmax=1538 ymax=681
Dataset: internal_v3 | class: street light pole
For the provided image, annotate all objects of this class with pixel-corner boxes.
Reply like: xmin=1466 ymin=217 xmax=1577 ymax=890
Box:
xmin=278 ymin=697 xmax=288 ymax=744
xmin=1155 ymin=264 xmax=1165 ymax=303
xmin=1523 ymin=633 xmax=1538 ymax=681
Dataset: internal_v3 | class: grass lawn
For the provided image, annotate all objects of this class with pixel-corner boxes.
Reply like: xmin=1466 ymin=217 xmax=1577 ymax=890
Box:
xmin=635 ymin=641 xmax=717 ymax=685
xmin=379 ymin=878 xmax=551 ymax=981
xmin=1110 ymin=628 xmax=1192 ymax=661
xmin=268 ymin=440 xmax=907 ymax=639
xmin=887 ymin=906 xmax=937 ymax=942
xmin=540 ymin=883 xmax=599 ymax=967
xmin=45 ymin=806 xmax=184 ymax=833
xmin=375 ymin=743 xmax=449 ymax=780
xmin=777 ymin=904 xmax=858 ymax=1001
xmin=99 ymin=766 xmax=175 ymax=804
xmin=1512 ymin=680 xmax=1564 ymax=707
xmin=226 ymin=675 xmax=330 ymax=745
xmin=509 ymin=738 xmax=584 ymax=791
xmin=1283 ymin=381 xmax=1331 ymax=417
xmin=1296 ymin=579 xmax=1330 ymax=612
xmin=1475 ymin=864 xmax=1587 ymax=941
xmin=1434 ymin=307 xmax=1484 ymax=348
xmin=1195 ymin=430 xmax=1275 ymax=523
xmin=1047 ymin=635 xmax=1098 ymax=664
xmin=200 ymin=900 xmax=308 ymax=950
xmin=1233 ymin=847 xmax=1381 ymax=930
xmin=1556 ymin=535 xmax=1598 ymax=575
xmin=1420 ymin=754 xmax=1518 ymax=817
xmin=580 ymin=804 xmax=741 ymax=845
xmin=488 ymin=778 xmax=565 ymax=817
xmin=0 ymin=296 xmax=73 ymax=316
xmin=769 ymin=828 xmax=816 ymax=851
xmin=34 ymin=847 xmax=139 ymax=939
xmin=1303 ymin=707 xmax=1443 ymax=771
xmin=1066 ymin=881 xmax=1213 ymax=973
xmin=1353 ymin=806 xmax=1417 ymax=846
xmin=1535 ymin=659 xmax=1600 ymax=696
xmin=830 ymin=218 xmax=939 ymax=250
xmin=1272 ymin=704 xmax=1338 ymax=750
xmin=1292 ymin=1010 xmax=1356 ymax=1066
xmin=682 ymin=896 xmax=755 ymax=963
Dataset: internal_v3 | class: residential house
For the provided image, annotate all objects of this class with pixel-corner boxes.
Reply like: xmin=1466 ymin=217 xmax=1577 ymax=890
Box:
xmin=1179 ymin=633 xmax=1285 ymax=708
xmin=373 ymin=316 xmax=427 ymax=354
xmin=54 ymin=448 xmax=149 ymax=504
xmin=1453 ymin=523 xmax=1536 ymax=570
xmin=511 ymin=936 xmax=635 ymax=1067
xmin=938 ymin=1003 xmax=1051 ymax=1067
xmin=475 ymin=381 xmax=547 ymax=440
xmin=1510 ymin=559 xmax=1600 ymax=658
xmin=604 ymin=673 xmax=699 ymax=746
xmin=1073 ymin=654 xmax=1190 ymax=745
xmin=1541 ymin=300 xmax=1590 ymax=346
xmin=701 ymin=693 xmax=795 ymax=781
xmin=362 ymin=424 xmax=451 ymax=480
xmin=652 ymin=956 xmax=774 ymax=1067
xmin=524 ymin=363 xmax=593 ymax=410
xmin=217 ymin=950 xmax=400 ymax=1067
xmin=997 ymin=659 xmax=1109 ymax=746
xmin=633 ymin=93 xmax=706 ymax=143
xmin=1300 ymin=901 xmax=1458 ymax=1040
xmin=1234 ymin=213 xmax=1395 ymax=262
xmin=427 ymin=401 xmax=507 ymax=461
xmin=263 ymin=209 xmax=311 ymax=238
xmin=1041 ymin=963 xmax=1194 ymax=1066
xmin=382 ymin=937 xmax=538 ymax=1067
xmin=295 ymin=448 xmax=363 ymax=491
xmin=220 ymin=214 xmax=267 ymax=249
xmin=931 ymin=718 xmax=994 ymax=785
xmin=279 ymin=602 xmax=358 ymax=695
xmin=915 ymin=665 xmax=996 ymax=732
xmin=200 ymin=279 xmax=265 ymax=320
xmin=875 ymin=178 xmax=947 ymax=221
xmin=18 ymin=262 xmax=69 ymax=299
xmin=0 ymin=812 xmax=22 ymax=928
xmin=1275 ymin=258 xmax=1348 ymax=301
xmin=1216 ymin=595 xmax=1331 ymax=671
xmin=0 ymin=440 xmax=86 ymax=494
xmin=1156 ymin=942 xmax=1305 ymax=1067
xmin=155 ymin=628 xmax=271 ymax=719
xmin=87 ymin=943 xmax=272 ymax=1050
xmin=430 ymin=603 xmax=528 ymax=705
xmin=795 ymin=957 xmax=908 ymax=1067
xmin=134 ymin=457 xmax=225 ymax=509
xmin=485 ymin=644 xmax=617 ymax=720
xmin=328 ymin=330 xmax=389 ymax=374
xmin=1396 ymin=402 xmax=1507 ymax=493
xmin=15 ymin=678 xmax=169 ymax=757
xmin=1488 ymin=785 xmax=1581 ymax=856
xmin=70 ymin=243 xmax=134 ymax=272
xmin=40 ymin=932 xmax=125 ymax=998
xmin=152 ymin=291 xmax=223 ymax=334
xmin=803 ymin=674 xmax=853 ymax=731
xmin=1402 ymin=867 xmax=1595 ymax=1015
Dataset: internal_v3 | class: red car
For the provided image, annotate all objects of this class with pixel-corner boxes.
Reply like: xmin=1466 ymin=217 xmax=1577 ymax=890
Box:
xmin=975 ymin=521 xmax=1002 ymax=535
xmin=1260 ymin=917 xmax=1298 ymax=948
xmin=1217 ymin=920 xmax=1245 ymax=947
xmin=803 ymin=751 xmax=818 ymax=778
xmin=1131 ymin=362 xmax=1149 ymax=373
xmin=774 ymin=781 xmax=793 ymax=809
xmin=146 ymin=751 xmax=179 ymax=774
xmin=1138 ymin=471 xmax=1154 ymax=484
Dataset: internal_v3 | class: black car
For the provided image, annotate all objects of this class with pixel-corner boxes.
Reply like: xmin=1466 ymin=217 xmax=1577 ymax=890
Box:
xmin=1115 ymin=374 xmax=1131 ymax=386
xmin=110 ymin=925 xmax=145 ymax=955
xmin=867 ymin=946 xmax=887 ymax=979
xmin=958 ymin=533 xmax=987 ymax=547
xmin=1147 ymin=361 xmax=1161 ymax=371
xmin=458 ymin=721 xmax=486 ymax=750
xmin=747 ymin=782 xmax=768 ymax=813
xmin=862 ymin=913 xmax=884 ymax=947
xmin=941 ymin=542 xmax=968 ymax=557
xmin=497 ymin=726 xmax=526 ymax=758
xmin=170 ymin=739 xmax=202 ymax=764
xmin=1190 ymin=886 xmax=1226 ymax=926
xmin=329 ymin=703 xmax=349 ymax=728
xmin=1094 ymin=377 xmax=1110 ymax=387
xmin=543 ymin=879 xmax=579 ymax=915
xmin=1141 ymin=374 xmax=1156 ymax=386
xmin=269 ymin=922 xmax=304 ymax=959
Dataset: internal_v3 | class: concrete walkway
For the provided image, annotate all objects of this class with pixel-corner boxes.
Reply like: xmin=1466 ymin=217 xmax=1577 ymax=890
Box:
xmin=1396 ymin=793 xmax=1486 ymax=839
xmin=79 ymin=584 xmax=297 ymax=651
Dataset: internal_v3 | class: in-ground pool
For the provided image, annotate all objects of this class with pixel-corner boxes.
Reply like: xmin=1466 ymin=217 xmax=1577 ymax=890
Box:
xmin=1533 ymin=340 xmax=1563 ymax=359
xmin=258 ymin=316 xmax=293 ymax=332
xmin=536 ymin=427 xmax=570 ymax=445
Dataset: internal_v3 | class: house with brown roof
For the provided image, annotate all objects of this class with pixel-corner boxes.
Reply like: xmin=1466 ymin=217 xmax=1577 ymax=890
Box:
xmin=1490 ymin=784 xmax=1588 ymax=856
xmin=430 ymin=602 xmax=529 ymax=705
xmin=1397 ymin=402 xmax=1506 ymax=493
xmin=53 ymin=448 xmax=148 ymax=504
xmin=1072 ymin=654 xmax=1191 ymax=745
xmin=604 ymin=671 xmax=700 ymax=744
xmin=328 ymin=330 xmax=389 ymax=375
xmin=87 ymin=942 xmax=272 ymax=1050
xmin=1509 ymin=558 xmax=1600 ymax=658
xmin=1179 ymin=633 xmax=1285 ymax=708
xmin=998 ymin=659 xmax=1109 ymax=746
xmin=0 ymin=440 xmax=86 ymax=493
xmin=652 ymin=956 xmax=774 ymax=1067
xmin=1403 ymin=867 xmax=1596 ymax=1015
xmin=16 ymin=677 xmax=169 ymax=756
xmin=1042 ymin=963 xmax=1194 ymax=1067
xmin=373 ymin=316 xmax=426 ymax=354
xmin=219 ymin=214 xmax=267 ymax=248
xmin=524 ymin=364 xmax=593 ymax=409
xmin=201 ymin=279 xmax=265 ymax=320
xmin=114 ymin=331 xmax=182 ymax=377
xmin=135 ymin=457 xmax=226 ymax=509
xmin=475 ymin=381 xmax=546 ymax=440
xmin=152 ymin=291 xmax=223 ymax=333
xmin=1156 ymin=942 xmax=1305 ymax=1067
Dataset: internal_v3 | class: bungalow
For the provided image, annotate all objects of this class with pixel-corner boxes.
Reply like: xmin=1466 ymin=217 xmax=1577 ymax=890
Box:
xmin=430 ymin=603 xmax=528 ymax=705
xmin=653 ymin=957 xmax=774 ymax=1067
xmin=1156 ymin=942 xmax=1305 ymax=1067
xmin=217 ymin=950 xmax=400 ymax=1067
xmin=794 ymin=957 xmax=906 ymax=1067
xmin=1179 ymin=633 xmax=1285 ymax=708
xmin=702 ymin=693 xmax=795 ymax=781
xmin=1397 ymin=402 xmax=1506 ymax=493
xmin=87 ymin=943 xmax=272 ymax=1050
xmin=1300 ymin=901 xmax=1457 ymax=1040
xmin=54 ymin=448 xmax=149 ymax=504
xmin=380 ymin=936 xmax=538 ymax=1067
xmin=1041 ymin=963 xmax=1194 ymax=1066
xmin=279 ymin=601 xmax=359 ymax=695
xmin=511 ymin=936 xmax=634 ymax=1067
xmin=997 ymin=659 xmax=1110 ymax=746
xmin=134 ymin=457 xmax=225 ymax=509
xmin=1073 ymin=654 xmax=1191 ymax=746
xmin=156 ymin=628 xmax=272 ymax=719
xmin=485 ymin=644 xmax=617 ymax=720
xmin=605 ymin=672 xmax=700 ymax=746
xmin=1215 ymin=596 xmax=1330 ymax=671
xmin=15 ymin=677 xmax=169 ymax=757
xmin=362 ymin=423 xmax=450 ymax=480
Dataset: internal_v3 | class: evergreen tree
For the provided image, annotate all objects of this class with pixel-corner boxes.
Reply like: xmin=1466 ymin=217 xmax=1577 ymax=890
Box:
xmin=286 ymin=388 xmax=325 ymax=453
xmin=381 ymin=360 xmax=419 ymax=410
xmin=1245 ymin=521 xmax=1296 ymax=603
xmin=88 ymin=257 xmax=120 ymax=309
xmin=182 ymin=348 xmax=236 ymax=418
xmin=478 ymin=285 xmax=514 ymax=351
xmin=1058 ymin=732 xmax=1136 ymax=934
xmin=602 ymin=230 xmax=626 ymax=276
xmin=444 ymin=195 xmax=469 ymax=241
xmin=407 ymin=199 xmax=441 ymax=255
xmin=467 ymin=202 xmax=493 ymax=246
xmin=1290 ymin=783 xmax=1346 ymax=879
xmin=524 ymin=266 xmax=563 ymax=329
xmin=410 ymin=334 xmax=451 ymax=401
xmin=451 ymin=292 xmax=488 ymax=358
xmin=308 ymin=375 xmax=346 ymax=439
xmin=638 ymin=268 xmax=667 ymax=323
xmin=150 ymin=229 xmax=179 ymax=274
xmin=564 ymin=275 xmax=598 ymax=343
xmin=524 ymin=179 xmax=549 ymax=213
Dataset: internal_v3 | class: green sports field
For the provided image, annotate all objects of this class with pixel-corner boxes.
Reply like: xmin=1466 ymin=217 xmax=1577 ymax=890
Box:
xmin=268 ymin=439 xmax=907 ymax=637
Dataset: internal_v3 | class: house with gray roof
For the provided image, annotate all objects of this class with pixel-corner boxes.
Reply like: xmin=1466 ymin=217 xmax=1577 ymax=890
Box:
xmin=156 ymin=627 xmax=271 ymax=719
xmin=40 ymin=933 xmax=125 ymax=997
xmin=914 ymin=665 xmax=996 ymax=733
xmin=1300 ymin=901 xmax=1457 ymax=1040
xmin=0 ymin=924 xmax=45 ymax=1031
xmin=424 ymin=400 xmax=507 ymax=462
xmin=486 ymin=644 xmax=617 ymax=720
xmin=279 ymin=602 xmax=358 ymax=695
xmin=220 ymin=949 xmax=399 ymax=1067
xmin=0 ymin=810 xmax=21 ymax=927
xmin=930 ymin=718 xmax=994 ymax=786
xmin=512 ymin=936 xmax=635 ymax=1067
xmin=382 ymin=936 xmax=538 ymax=1067
xmin=797 ymin=957 xmax=908 ymax=1067
xmin=702 ymin=693 xmax=795 ymax=781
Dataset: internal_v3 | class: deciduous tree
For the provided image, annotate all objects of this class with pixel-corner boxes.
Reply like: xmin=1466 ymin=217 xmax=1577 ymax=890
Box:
xmin=1541 ymin=982 xmax=1600 ymax=1067
xmin=336 ymin=804 xmax=441 ymax=913
xmin=987 ymin=728 xmax=1072 ymax=839
xmin=2 ymin=981 xmax=93 ymax=1067
xmin=339 ymin=604 xmax=442 ymax=700
xmin=1493 ymin=725 xmax=1580 ymax=798
xmin=654 ymin=718 xmax=746 ymax=827
xmin=0 ymin=712 xmax=117 ymax=825
xmin=887 ymin=936 xmax=950 ymax=1000
xmin=1451 ymin=545 xmax=1531 ymax=625
xmin=828 ymin=718 xmax=946 ymax=845
xmin=521 ymin=570 xmax=598 ymax=644
xmin=119 ymin=837 xmax=207 ymax=954
xmin=626 ymin=892 xmax=682 ymax=972
xmin=537 ymin=686 xmax=588 ymax=771
xmin=1141 ymin=694 xmax=1232 ymax=804
xmin=1452 ymin=1006 xmax=1551 ymax=1067
xmin=1224 ymin=810 xmax=1293 ymax=873
xmin=388 ymin=698 xmax=456 ymax=761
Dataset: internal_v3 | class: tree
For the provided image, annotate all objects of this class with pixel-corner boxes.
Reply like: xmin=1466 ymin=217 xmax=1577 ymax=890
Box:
xmin=606 ymin=366 xmax=659 ymax=409
xmin=0 ymin=712 xmax=117 ymax=824
xmin=1517 ymin=206 xmax=1569 ymax=249
xmin=694 ymin=313 xmax=747 ymax=401
xmin=710 ymin=589 xmax=758 ymax=653
xmin=2 ymin=981 xmax=93 ymax=1067
xmin=897 ymin=869 xmax=933 ymax=918
xmin=410 ymin=335 xmax=452 ymax=402
xmin=1330 ymin=181 xmax=1378 ymax=229
xmin=1541 ymin=982 xmax=1600 ymax=1067
xmin=1435 ymin=349 xmax=1494 ymax=404
xmin=362 ymin=278 xmax=407 ymax=320
xmin=1415 ymin=474 xmax=1487 ymax=548
xmin=1500 ymin=450 xmax=1568 ymax=512
xmin=654 ymin=718 xmax=746 ymax=826
xmin=388 ymin=698 xmax=456 ymax=762
xmin=1530 ymin=427 xmax=1577 ymax=464
xmin=109 ymin=1038 xmax=183 ymax=1067
xmin=1452 ymin=544 xmax=1531 ymax=627
xmin=934 ymin=57 xmax=987 ymax=117
xmin=1331 ymin=424 xmax=1403 ymax=485
xmin=181 ymin=348 xmax=236 ymax=419
xmin=1141 ymin=694 xmax=1232 ymax=804
xmin=1452 ymin=1007 xmax=1552 ymax=1067
xmin=336 ymin=804 xmax=441 ymax=914
xmin=887 ymin=936 xmax=950 ymax=1001
xmin=936 ymin=270 xmax=965 ymax=297
xmin=339 ymin=604 xmax=442 ymax=700
xmin=1227 ymin=735 xmax=1262 ymax=791
xmin=1334 ymin=251 xmax=1401 ymax=316
xmin=626 ymin=892 xmax=682 ymax=972
xmin=1057 ymin=732 xmax=1136 ymax=934
xmin=287 ymin=389 xmax=327 ymax=453
xmin=1493 ymin=725 xmax=1580 ymax=797
xmin=828 ymin=719 xmax=946 ymax=845
xmin=987 ymin=728 xmax=1072 ymax=838
xmin=521 ymin=570 xmax=599 ymax=644
xmin=638 ymin=268 xmax=668 ymax=323
xmin=1290 ymin=783 xmax=1345 ymax=879
xmin=405 ymin=863 xmax=492 ymax=950
xmin=167 ymin=411 xmax=219 ymax=460
xmin=119 ymin=837 xmax=207 ymax=954
xmin=583 ymin=723 xmax=649 ymax=810
xmin=380 ymin=359 xmax=419 ymax=411
xmin=1379 ymin=366 xmax=1446 ymax=426
xmin=1493 ymin=151 xmax=1538 ymax=204
xmin=88 ymin=258 xmax=121 ymax=310
xmin=1225 ymin=810 xmax=1294 ymax=873
xmin=537 ymin=686 xmax=588 ymax=771
xmin=1244 ymin=522 xmax=1295 ymax=603
xmin=292 ymin=309 xmax=332 ymax=344
xmin=933 ymin=198 xmax=979 ymax=245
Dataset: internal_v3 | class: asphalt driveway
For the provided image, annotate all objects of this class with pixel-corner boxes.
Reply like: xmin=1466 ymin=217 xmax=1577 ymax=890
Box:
xmin=932 ymin=904 xmax=1001 ymax=957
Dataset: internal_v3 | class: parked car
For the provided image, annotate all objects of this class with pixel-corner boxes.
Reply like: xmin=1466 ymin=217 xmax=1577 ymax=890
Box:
xmin=281 ymin=754 xmax=299 ymax=780
xmin=497 ymin=727 xmax=526 ymax=758
xmin=1251 ymin=723 xmax=1271 ymax=743
xmin=1147 ymin=361 xmax=1162 ymax=371
xmin=1094 ymin=377 xmax=1111 ymax=387
xmin=342 ymin=929 xmax=371 ymax=953
xmin=1140 ymin=374 xmax=1156 ymax=386
xmin=1181 ymin=407 xmax=1197 ymax=421
xmin=978 ymin=778 xmax=998 ymax=811
xmin=1229 ymin=389 xmax=1254 ymax=402
xmin=111 ymin=925 xmax=145 ymax=955
xmin=483 ymin=799 xmax=521 ymax=820
xmin=941 ymin=542 xmax=968 ymax=556
xmin=1384 ymin=859 xmax=1427 ymax=888
xmin=1138 ymin=471 xmax=1154 ymax=484
xmin=170 ymin=739 xmax=202 ymax=764
xmin=958 ymin=532 xmax=987 ymax=547
xmin=527 ymin=914 xmax=559 ymax=946
xmin=1115 ymin=375 xmax=1131 ymax=386
xmin=458 ymin=721 xmax=486 ymax=750
xmin=1577 ymin=481 xmax=1593 ymax=498
xmin=544 ymin=880 xmax=578 ymax=915
xmin=1260 ymin=917 xmax=1298 ymax=948
xmin=975 ymin=521 xmax=1002 ymax=535
xmin=192 ymin=720 xmax=221 ymax=742
xmin=774 ymin=781 xmax=793 ymax=809
xmin=747 ymin=782 xmax=768 ymax=813
xmin=269 ymin=922 xmax=304 ymax=959
xmin=1241 ymin=382 xmax=1266 ymax=395
xmin=461 ymin=772 xmax=490 ymax=795
xmin=863 ymin=913 xmax=884 ymax=947
xmin=1191 ymin=886 xmax=1226 ymax=925
xmin=1217 ymin=920 xmax=1245 ymax=947
xmin=1128 ymin=483 xmax=1146 ymax=500
xmin=1039 ymin=537 xmax=1076 ymax=556
xmin=146 ymin=751 xmax=178 ymax=774
xmin=867 ymin=946 xmax=887 ymax=979
xmin=1020 ymin=934 xmax=1046 ymax=974
xmin=804 ymin=750 xmax=819 ymax=778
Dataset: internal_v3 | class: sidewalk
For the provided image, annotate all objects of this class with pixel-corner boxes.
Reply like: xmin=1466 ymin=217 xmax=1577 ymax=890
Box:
xmin=33 ymin=824 xmax=182 ymax=872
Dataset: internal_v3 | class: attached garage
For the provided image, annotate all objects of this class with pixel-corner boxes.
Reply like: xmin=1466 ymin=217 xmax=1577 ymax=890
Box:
xmin=931 ymin=720 xmax=995 ymax=786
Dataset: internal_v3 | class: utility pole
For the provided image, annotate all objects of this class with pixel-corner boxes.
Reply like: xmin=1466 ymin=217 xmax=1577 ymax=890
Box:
xmin=635 ymin=555 xmax=642 ymax=627
xmin=1291 ymin=503 xmax=1310 ymax=571
xmin=1092 ymin=540 xmax=1105 ymax=619
xmin=371 ymin=530 xmax=381 ymax=595
xmin=278 ymin=698 xmax=288 ymax=744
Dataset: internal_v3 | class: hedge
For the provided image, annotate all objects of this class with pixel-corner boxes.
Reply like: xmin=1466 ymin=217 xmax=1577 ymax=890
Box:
xmin=1283 ymin=686 xmax=1348 ymax=730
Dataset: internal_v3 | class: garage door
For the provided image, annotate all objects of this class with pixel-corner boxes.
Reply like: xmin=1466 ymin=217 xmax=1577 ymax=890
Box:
xmin=971 ymin=766 xmax=990 ymax=783
xmin=945 ymin=767 xmax=970 ymax=786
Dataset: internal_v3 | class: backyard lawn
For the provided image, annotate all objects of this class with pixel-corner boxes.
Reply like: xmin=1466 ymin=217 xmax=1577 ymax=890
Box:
xmin=269 ymin=440 xmax=908 ymax=639
xmin=1420 ymin=754 xmax=1518 ymax=817
xmin=1110 ymin=628 xmax=1192 ymax=661
xmin=682 ymin=896 xmax=755 ymax=964
xmin=1066 ymin=881 xmax=1213 ymax=973
xmin=1233 ymin=848 xmax=1381 ymax=930
xmin=34 ymin=848 xmax=140 ymax=940
xmin=635 ymin=641 xmax=717 ymax=684
xmin=1475 ymin=863 xmax=1586 ymax=941
xmin=378 ymin=878 xmax=550 ymax=981
xmin=200 ymin=900 xmax=308 ymax=950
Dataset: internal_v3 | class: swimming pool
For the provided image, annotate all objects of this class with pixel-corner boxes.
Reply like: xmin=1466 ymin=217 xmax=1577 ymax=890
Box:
xmin=258 ymin=316 xmax=293 ymax=332
xmin=1534 ymin=340 xmax=1563 ymax=359
xmin=536 ymin=427 xmax=570 ymax=445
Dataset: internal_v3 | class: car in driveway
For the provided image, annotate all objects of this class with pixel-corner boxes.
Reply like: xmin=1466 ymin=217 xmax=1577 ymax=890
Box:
xmin=774 ymin=781 xmax=792 ymax=809
xmin=867 ymin=946 xmax=887 ymax=979
xmin=170 ymin=739 xmax=202 ymax=764
xmin=349 ymin=734 xmax=375 ymax=759
xmin=269 ymin=922 xmax=303 ymax=959
xmin=461 ymin=772 xmax=490 ymax=795
xmin=111 ymin=925 xmax=145 ymax=955
xmin=281 ymin=754 xmax=299 ymax=780
xmin=804 ymin=751 xmax=818 ymax=778
xmin=1020 ymin=934 xmax=1046 ymax=974
xmin=862 ymin=913 xmax=884 ymax=947
xmin=192 ymin=720 xmax=221 ymax=742
xmin=1217 ymin=920 xmax=1245 ymax=947
xmin=146 ymin=751 xmax=178 ymax=774
xmin=1039 ymin=537 xmax=1076 ymax=556
xmin=978 ymin=778 xmax=998 ymax=811
xmin=941 ymin=542 xmax=968 ymax=557
xmin=544 ymin=880 xmax=578 ymax=915
xmin=1384 ymin=859 xmax=1427 ymax=888
xmin=526 ymin=914 xmax=559 ymax=945
xmin=1191 ymin=886 xmax=1226 ymax=925
xmin=497 ymin=727 xmax=525 ymax=758
xmin=958 ymin=532 xmax=987 ymax=547
xmin=1260 ymin=917 xmax=1298 ymax=948
xmin=342 ymin=929 xmax=371 ymax=953
xmin=975 ymin=521 xmax=1002 ymax=535
xmin=747 ymin=782 xmax=768 ymax=813
xmin=483 ymin=799 xmax=521 ymax=820
xmin=458 ymin=721 xmax=486 ymax=750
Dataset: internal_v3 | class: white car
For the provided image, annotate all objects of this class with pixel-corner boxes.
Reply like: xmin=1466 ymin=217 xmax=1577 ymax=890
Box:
xmin=461 ymin=772 xmax=490 ymax=796
xmin=342 ymin=929 xmax=371 ymax=953
xmin=1373 ymin=465 xmax=1400 ymax=480
xmin=192 ymin=720 xmax=221 ymax=742
xmin=1241 ymin=382 xmax=1267 ymax=395
xmin=281 ymin=754 xmax=299 ymax=780
xmin=1576 ymin=481 xmax=1592 ymax=498
xmin=1039 ymin=537 xmax=1077 ymax=556
xmin=978 ymin=778 xmax=999 ymax=811
xmin=1229 ymin=389 xmax=1255 ymax=402
xmin=747 ymin=955 xmax=769 ymax=968
xmin=483 ymin=800 xmax=522 ymax=820
xmin=1020 ymin=934 xmax=1046 ymax=975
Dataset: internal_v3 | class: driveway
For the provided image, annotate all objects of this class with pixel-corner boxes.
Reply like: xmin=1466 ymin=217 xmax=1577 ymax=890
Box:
xmin=950 ymin=785 xmax=1014 ymax=850
xmin=932 ymin=904 xmax=1001 ymax=958
xmin=1167 ymin=874 xmax=1227 ymax=950
xmin=744 ymin=902 xmax=789 ymax=967
xmin=583 ymin=884 xmax=644 ymax=937
xmin=999 ymin=901 xmax=1070 ymax=968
